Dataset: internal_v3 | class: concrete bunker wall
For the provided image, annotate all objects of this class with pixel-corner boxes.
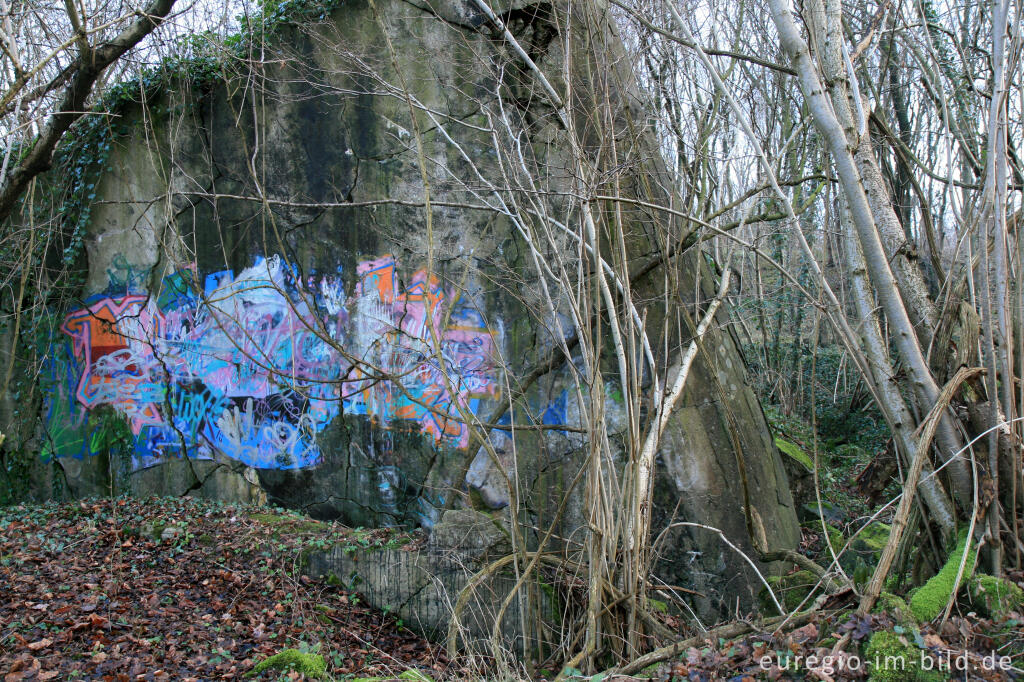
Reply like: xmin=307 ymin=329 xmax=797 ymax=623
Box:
xmin=35 ymin=0 xmax=799 ymax=621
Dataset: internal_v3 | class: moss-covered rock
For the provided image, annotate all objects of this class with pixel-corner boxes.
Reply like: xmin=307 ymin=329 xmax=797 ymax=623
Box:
xmin=132 ymin=519 xmax=187 ymax=542
xmin=909 ymin=531 xmax=977 ymax=622
xmin=138 ymin=519 xmax=166 ymax=541
xmin=249 ymin=511 xmax=324 ymax=538
xmin=250 ymin=649 xmax=326 ymax=678
xmin=801 ymin=500 xmax=845 ymax=524
xmin=776 ymin=436 xmax=813 ymax=470
xmin=855 ymin=522 xmax=890 ymax=556
xmin=872 ymin=592 xmax=916 ymax=627
xmin=759 ymin=570 xmax=823 ymax=611
xmin=968 ymin=574 xmax=1024 ymax=618
xmin=865 ymin=631 xmax=942 ymax=681
xmin=840 ymin=521 xmax=890 ymax=575
xmin=825 ymin=524 xmax=844 ymax=552
xmin=248 ymin=512 xmax=296 ymax=525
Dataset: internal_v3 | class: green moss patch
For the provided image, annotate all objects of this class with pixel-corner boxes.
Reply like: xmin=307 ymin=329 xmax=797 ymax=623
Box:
xmin=248 ymin=512 xmax=296 ymax=525
xmin=248 ymin=511 xmax=325 ymax=537
xmin=760 ymin=570 xmax=823 ymax=611
xmin=909 ymin=531 xmax=977 ymax=622
xmin=968 ymin=574 xmax=1024 ymax=618
xmin=872 ymin=592 xmax=916 ymax=627
xmin=865 ymin=631 xmax=942 ymax=681
xmin=821 ymin=524 xmax=844 ymax=553
xmin=855 ymin=522 xmax=891 ymax=555
xmin=775 ymin=436 xmax=813 ymax=471
xmin=250 ymin=649 xmax=326 ymax=678
xmin=842 ymin=521 xmax=890 ymax=575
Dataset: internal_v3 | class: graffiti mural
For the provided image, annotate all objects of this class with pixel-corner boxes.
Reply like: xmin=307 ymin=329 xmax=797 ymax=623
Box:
xmin=343 ymin=257 xmax=500 ymax=448
xmin=43 ymin=254 xmax=501 ymax=472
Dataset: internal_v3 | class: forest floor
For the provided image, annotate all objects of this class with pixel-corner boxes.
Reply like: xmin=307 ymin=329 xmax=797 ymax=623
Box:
xmin=3 ymin=495 xmax=1024 ymax=681
xmin=0 ymin=496 xmax=452 ymax=681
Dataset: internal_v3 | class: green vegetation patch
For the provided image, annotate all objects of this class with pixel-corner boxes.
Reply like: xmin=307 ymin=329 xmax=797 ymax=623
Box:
xmin=843 ymin=521 xmax=891 ymax=576
xmin=248 ymin=512 xmax=298 ymax=525
xmin=968 ymin=574 xmax=1024 ymax=618
xmin=249 ymin=511 xmax=324 ymax=533
xmin=352 ymin=671 xmax=434 ymax=682
xmin=250 ymin=649 xmax=327 ymax=678
xmin=872 ymin=592 xmax=916 ymax=627
xmin=909 ymin=531 xmax=977 ymax=622
xmin=823 ymin=523 xmax=844 ymax=553
xmin=865 ymin=631 xmax=943 ymax=681
xmin=855 ymin=522 xmax=891 ymax=555
xmin=775 ymin=436 xmax=813 ymax=471
xmin=760 ymin=570 xmax=823 ymax=611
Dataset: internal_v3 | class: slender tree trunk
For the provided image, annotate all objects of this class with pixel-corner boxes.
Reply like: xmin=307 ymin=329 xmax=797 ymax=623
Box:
xmin=978 ymin=0 xmax=1012 ymax=573
xmin=841 ymin=207 xmax=957 ymax=533
xmin=768 ymin=0 xmax=971 ymax=508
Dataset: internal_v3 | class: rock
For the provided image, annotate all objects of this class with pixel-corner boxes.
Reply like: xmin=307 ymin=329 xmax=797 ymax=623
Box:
xmin=801 ymin=500 xmax=845 ymax=524
xmin=776 ymin=437 xmax=815 ymax=508
xmin=853 ymin=522 xmax=891 ymax=557
xmin=759 ymin=570 xmax=823 ymax=612
xmin=159 ymin=524 xmax=183 ymax=542
xmin=304 ymin=535 xmax=552 ymax=655
xmin=428 ymin=509 xmax=510 ymax=554
xmin=136 ymin=519 xmax=184 ymax=542
xmin=838 ymin=521 xmax=889 ymax=574
xmin=776 ymin=436 xmax=813 ymax=471
xmin=138 ymin=520 xmax=166 ymax=542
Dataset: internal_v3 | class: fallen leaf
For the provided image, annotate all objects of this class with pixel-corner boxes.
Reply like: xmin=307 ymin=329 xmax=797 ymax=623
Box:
xmin=27 ymin=638 xmax=52 ymax=651
xmin=791 ymin=623 xmax=818 ymax=642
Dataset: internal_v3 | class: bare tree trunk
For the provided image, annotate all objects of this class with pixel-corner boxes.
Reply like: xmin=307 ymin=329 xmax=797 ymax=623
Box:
xmin=978 ymin=0 xmax=1013 ymax=574
xmin=768 ymin=0 xmax=971 ymax=509
xmin=841 ymin=207 xmax=957 ymax=533
xmin=0 ymin=0 xmax=177 ymax=223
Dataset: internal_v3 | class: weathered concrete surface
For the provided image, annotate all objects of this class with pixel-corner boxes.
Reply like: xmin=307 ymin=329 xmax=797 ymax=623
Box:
xmin=304 ymin=509 xmax=549 ymax=654
xmin=29 ymin=0 xmax=799 ymax=626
